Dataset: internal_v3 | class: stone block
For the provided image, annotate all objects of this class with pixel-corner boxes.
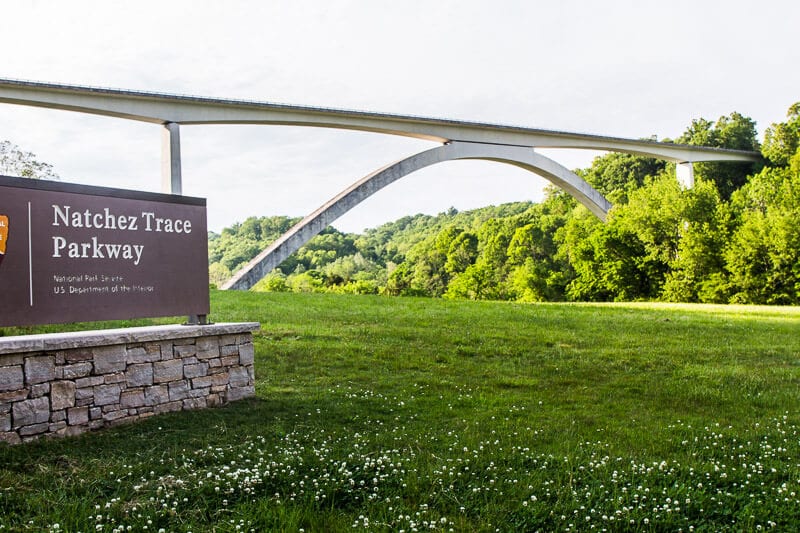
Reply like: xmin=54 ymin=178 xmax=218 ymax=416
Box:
xmin=145 ymin=342 xmax=162 ymax=356
xmin=76 ymin=376 xmax=104 ymax=388
xmin=93 ymin=345 xmax=127 ymax=374
xmin=120 ymin=390 xmax=146 ymax=409
xmin=51 ymin=381 xmax=76 ymax=410
xmin=188 ymin=387 xmax=209 ymax=398
xmin=229 ymin=367 xmax=251 ymax=388
xmin=174 ymin=344 xmax=196 ymax=358
xmin=94 ymin=384 xmax=121 ymax=406
xmin=75 ymin=387 xmax=94 ymax=401
xmin=0 ymin=413 xmax=10 ymax=432
xmin=0 ymin=365 xmax=23 ymax=392
xmin=207 ymin=394 xmax=223 ymax=407
xmin=153 ymin=359 xmax=183 ymax=383
xmin=126 ymin=363 xmax=154 ymax=387
xmin=220 ymin=355 xmax=239 ymax=367
xmin=51 ymin=410 xmax=67 ymax=423
xmin=0 ymin=389 xmax=29 ymax=402
xmin=239 ymin=343 xmax=255 ymax=365
xmin=183 ymin=362 xmax=208 ymax=379
xmin=219 ymin=334 xmax=237 ymax=346
xmin=90 ymin=407 xmax=103 ymax=420
xmin=68 ymin=406 xmax=89 ymax=426
xmin=127 ymin=346 xmax=159 ymax=364
xmin=208 ymin=358 xmax=222 ymax=368
xmin=196 ymin=337 xmax=220 ymax=360
xmin=154 ymin=401 xmax=182 ymax=414
xmin=227 ymin=385 xmax=255 ymax=401
xmin=30 ymin=383 xmax=50 ymax=398
xmin=210 ymin=385 xmax=227 ymax=393
xmin=0 ymin=354 xmax=24 ymax=365
xmin=63 ymin=362 xmax=92 ymax=379
xmin=168 ymin=380 xmax=190 ymax=401
xmin=105 ymin=372 xmax=126 ymax=384
xmin=64 ymin=348 xmax=93 ymax=362
xmin=158 ymin=342 xmax=174 ymax=360
xmin=0 ymin=432 xmax=21 ymax=445
xmin=182 ymin=397 xmax=206 ymax=410
xmin=19 ymin=422 xmax=49 ymax=437
xmin=25 ymin=356 xmax=55 ymax=385
xmin=145 ymin=385 xmax=170 ymax=406
xmin=103 ymin=409 xmax=127 ymax=423
xmin=12 ymin=396 xmax=50 ymax=427
xmin=220 ymin=344 xmax=238 ymax=357
xmin=57 ymin=425 xmax=84 ymax=438
xmin=192 ymin=373 xmax=228 ymax=389
xmin=49 ymin=421 xmax=67 ymax=433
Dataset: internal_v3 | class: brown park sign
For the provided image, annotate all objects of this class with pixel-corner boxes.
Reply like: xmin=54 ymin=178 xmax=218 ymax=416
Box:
xmin=0 ymin=175 xmax=209 ymax=327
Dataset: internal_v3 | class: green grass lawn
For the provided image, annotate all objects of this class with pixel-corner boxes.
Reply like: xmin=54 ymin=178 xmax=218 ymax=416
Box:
xmin=2 ymin=292 xmax=800 ymax=531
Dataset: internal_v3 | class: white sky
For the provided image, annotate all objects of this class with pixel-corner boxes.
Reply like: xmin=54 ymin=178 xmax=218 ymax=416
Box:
xmin=1 ymin=0 xmax=798 ymax=233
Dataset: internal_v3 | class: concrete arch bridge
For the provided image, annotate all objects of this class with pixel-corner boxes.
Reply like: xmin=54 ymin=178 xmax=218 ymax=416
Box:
xmin=0 ymin=79 xmax=760 ymax=290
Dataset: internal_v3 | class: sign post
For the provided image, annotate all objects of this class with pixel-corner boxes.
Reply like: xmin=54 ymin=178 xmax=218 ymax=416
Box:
xmin=0 ymin=175 xmax=209 ymax=327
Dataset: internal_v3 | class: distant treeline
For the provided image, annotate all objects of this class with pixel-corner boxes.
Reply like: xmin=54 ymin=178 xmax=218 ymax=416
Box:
xmin=208 ymin=103 xmax=800 ymax=305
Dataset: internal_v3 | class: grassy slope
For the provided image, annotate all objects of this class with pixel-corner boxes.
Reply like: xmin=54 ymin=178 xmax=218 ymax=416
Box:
xmin=1 ymin=292 xmax=799 ymax=531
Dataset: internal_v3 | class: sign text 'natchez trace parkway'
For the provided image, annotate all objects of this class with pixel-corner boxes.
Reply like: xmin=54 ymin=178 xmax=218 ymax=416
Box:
xmin=0 ymin=175 xmax=209 ymax=327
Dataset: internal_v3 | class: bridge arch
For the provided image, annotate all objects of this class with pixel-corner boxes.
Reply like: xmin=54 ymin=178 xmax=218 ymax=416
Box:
xmin=221 ymin=141 xmax=610 ymax=290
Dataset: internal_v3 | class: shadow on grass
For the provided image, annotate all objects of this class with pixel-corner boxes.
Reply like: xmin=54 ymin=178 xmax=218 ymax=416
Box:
xmin=0 ymin=397 xmax=315 ymax=468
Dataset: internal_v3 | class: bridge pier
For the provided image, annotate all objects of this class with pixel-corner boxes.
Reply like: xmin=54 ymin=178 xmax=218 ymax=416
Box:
xmin=161 ymin=122 xmax=183 ymax=194
xmin=676 ymin=161 xmax=695 ymax=188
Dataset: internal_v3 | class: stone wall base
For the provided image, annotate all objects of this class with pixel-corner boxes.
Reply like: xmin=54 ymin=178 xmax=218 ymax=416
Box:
xmin=0 ymin=322 xmax=259 ymax=444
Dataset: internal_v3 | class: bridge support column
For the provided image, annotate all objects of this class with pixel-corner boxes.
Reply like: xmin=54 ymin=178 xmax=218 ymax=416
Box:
xmin=161 ymin=122 xmax=182 ymax=194
xmin=676 ymin=161 xmax=694 ymax=189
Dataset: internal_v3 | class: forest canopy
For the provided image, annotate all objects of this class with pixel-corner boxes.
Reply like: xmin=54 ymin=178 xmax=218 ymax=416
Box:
xmin=209 ymin=105 xmax=799 ymax=305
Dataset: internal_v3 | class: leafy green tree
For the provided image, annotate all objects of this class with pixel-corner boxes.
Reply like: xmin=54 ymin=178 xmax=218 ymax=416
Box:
xmin=0 ymin=140 xmax=59 ymax=180
xmin=724 ymin=166 xmax=800 ymax=304
xmin=444 ymin=232 xmax=478 ymax=275
xmin=661 ymin=179 xmax=731 ymax=302
xmin=762 ymin=103 xmax=800 ymax=167
xmin=678 ymin=112 xmax=761 ymax=199
xmin=555 ymin=207 xmax=599 ymax=300
xmin=560 ymin=176 xmax=681 ymax=302
xmin=252 ymin=271 xmax=290 ymax=292
xmin=208 ymin=262 xmax=232 ymax=288
xmin=220 ymin=238 xmax=261 ymax=272
xmin=443 ymin=261 xmax=497 ymax=300
xmin=578 ymin=151 xmax=665 ymax=203
xmin=287 ymin=270 xmax=325 ymax=293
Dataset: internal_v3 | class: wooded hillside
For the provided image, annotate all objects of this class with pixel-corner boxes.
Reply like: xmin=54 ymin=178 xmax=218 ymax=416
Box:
xmin=209 ymin=104 xmax=800 ymax=305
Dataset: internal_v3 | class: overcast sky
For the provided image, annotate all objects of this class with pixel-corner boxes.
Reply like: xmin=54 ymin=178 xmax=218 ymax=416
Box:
xmin=1 ymin=0 xmax=798 ymax=233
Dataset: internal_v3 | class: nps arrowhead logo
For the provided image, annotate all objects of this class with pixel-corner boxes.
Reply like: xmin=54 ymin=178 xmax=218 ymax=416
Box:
xmin=0 ymin=214 xmax=8 ymax=267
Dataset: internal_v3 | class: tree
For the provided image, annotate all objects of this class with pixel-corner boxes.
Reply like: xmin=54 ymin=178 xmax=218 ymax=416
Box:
xmin=678 ymin=112 xmax=761 ymax=199
xmin=661 ymin=179 xmax=730 ymax=303
xmin=0 ymin=140 xmax=59 ymax=180
xmin=578 ymin=151 xmax=666 ymax=203
xmin=762 ymin=103 xmax=800 ymax=168
xmin=724 ymin=166 xmax=800 ymax=304
xmin=444 ymin=231 xmax=478 ymax=275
